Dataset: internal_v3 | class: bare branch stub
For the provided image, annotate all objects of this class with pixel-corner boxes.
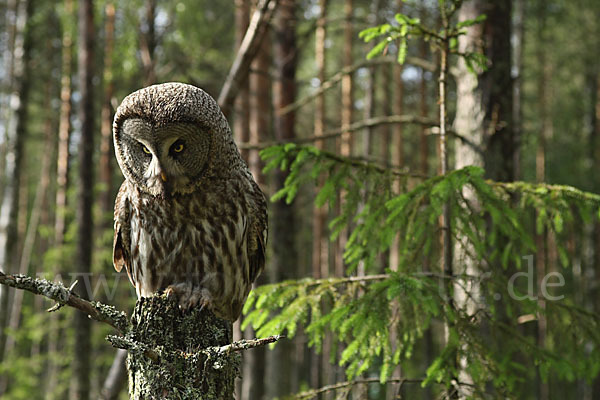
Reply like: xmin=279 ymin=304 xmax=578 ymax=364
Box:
xmin=0 ymin=271 xmax=128 ymax=333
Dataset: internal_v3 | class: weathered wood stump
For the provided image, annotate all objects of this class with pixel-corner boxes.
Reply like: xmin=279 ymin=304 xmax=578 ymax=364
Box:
xmin=115 ymin=295 xmax=238 ymax=400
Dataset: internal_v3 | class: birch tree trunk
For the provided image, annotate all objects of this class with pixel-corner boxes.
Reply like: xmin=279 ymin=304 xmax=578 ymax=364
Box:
xmin=453 ymin=0 xmax=513 ymax=397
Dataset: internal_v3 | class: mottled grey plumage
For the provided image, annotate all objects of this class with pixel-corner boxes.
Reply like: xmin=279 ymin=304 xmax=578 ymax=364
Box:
xmin=112 ymin=82 xmax=267 ymax=321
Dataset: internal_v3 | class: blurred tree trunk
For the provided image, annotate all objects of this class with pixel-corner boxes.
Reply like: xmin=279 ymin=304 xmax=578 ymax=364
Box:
xmin=46 ymin=1 xmax=74 ymax=398
xmin=340 ymin=0 xmax=353 ymax=161
xmin=139 ymin=0 xmax=156 ymax=85
xmin=266 ymin=1 xmax=297 ymax=397
xmin=454 ymin=0 xmax=513 ymax=398
xmin=353 ymin=2 xmax=382 ymax=397
xmin=54 ymin=0 xmax=73 ymax=248
xmin=362 ymin=0 xmax=381 ymax=159
xmin=335 ymin=0 xmax=352 ymax=279
xmin=330 ymin=1 xmax=354 ymax=392
xmin=100 ymin=349 xmax=127 ymax=400
xmin=418 ymin=5 xmax=429 ymax=175
xmin=0 ymin=0 xmax=31 ymax=373
xmin=387 ymin=4 xmax=405 ymax=400
xmin=241 ymin=6 xmax=271 ymax=398
xmin=72 ymin=0 xmax=95 ymax=399
xmin=591 ymin=55 xmax=600 ymax=400
xmin=312 ymin=0 xmax=328 ymax=281
xmin=234 ymin=0 xmax=251 ymax=164
xmin=534 ymin=1 xmax=550 ymax=399
xmin=512 ymin=0 xmax=524 ymax=180
xmin=99 ymin=1 xmax=116 ymax=220
xmin=233 ymin=1 xmax=250 ymax=398
xmin=0 ymin=70 xmax=55 ymax=395
xmin=455 ymin=0 xmax=514 ymax=179
xmin=311 ymin=0 xmax=328 ymax=392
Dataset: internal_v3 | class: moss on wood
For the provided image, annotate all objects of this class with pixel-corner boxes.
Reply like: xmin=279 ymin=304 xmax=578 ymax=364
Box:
xmin=126 ymin=295 xmax=237 ymax=400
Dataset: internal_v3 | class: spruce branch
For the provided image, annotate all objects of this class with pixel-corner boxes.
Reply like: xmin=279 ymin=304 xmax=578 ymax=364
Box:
xmin=291 ymin=377 xmax=426 ymax=399
xmin=0 ymin=270 xmax=128 ymax=334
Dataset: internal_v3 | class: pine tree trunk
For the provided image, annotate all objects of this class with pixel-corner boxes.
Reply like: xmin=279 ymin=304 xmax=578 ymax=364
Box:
xmin=0 ymin=0 xmax=32 ymax=372
xmin=100 ymin=1 xmax=116 ymax=220
xmin=311 ymin=0 xmax=328 ymax=391
xmin=241 ymin=10 xmax=271 ymax=398
xmin=54 ymin=0 xmax=73 ymax=248
xmin=232 ymin=2 xmax=250 ymax=397
xmin=73 ymin=0 xmax=95 ymax=398
xmin=534 ymin=2 xmax=550 ymax=398
xmin=0 ymin=76 xmax=55 ymax=392
xmin=234 ymin=0 xmax=250 ymax=164
xmin=512 ymin=0 xmax=524 ymax=180
xmin=140 ymin=0 xmax=156 ymax=85
xmin=418 ymin=5 xmax=429 ymax=175
xmin=124 ymin=296 xmax=236 ymax=399
xmin=267 ymin=0 xmax=297 ymax=397
xmin=46 ymin=3 xmax=74 ymax=397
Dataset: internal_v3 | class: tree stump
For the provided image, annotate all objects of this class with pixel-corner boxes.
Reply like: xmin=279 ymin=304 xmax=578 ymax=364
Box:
xmin=123 ymin=295 xmax=237 ymax=399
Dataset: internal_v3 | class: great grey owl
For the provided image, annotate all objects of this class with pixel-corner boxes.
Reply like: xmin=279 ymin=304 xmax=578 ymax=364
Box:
xmin=112 ymin=82 xmax=267 ymax=321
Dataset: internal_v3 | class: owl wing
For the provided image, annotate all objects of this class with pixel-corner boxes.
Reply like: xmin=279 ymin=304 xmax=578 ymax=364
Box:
xmin=248 ymin=190 xmax=268 ymax=284
xmin=113 ymin=181 xmax=134 ymax=285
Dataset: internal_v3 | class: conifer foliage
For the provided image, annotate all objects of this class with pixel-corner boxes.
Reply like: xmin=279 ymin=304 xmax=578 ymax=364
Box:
xmin=242 ymin=1 xmax=600 ymax=396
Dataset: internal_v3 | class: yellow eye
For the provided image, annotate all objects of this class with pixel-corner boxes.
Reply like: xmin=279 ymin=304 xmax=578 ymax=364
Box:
xmin=141 ymin=145 xmax=151 ymax=154
xmin=172 ymin=142 xmax=184 ymax=153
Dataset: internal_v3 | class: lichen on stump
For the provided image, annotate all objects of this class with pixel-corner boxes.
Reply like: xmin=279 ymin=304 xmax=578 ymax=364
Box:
xmin=126 ymin=295 xmax=238 ymax=399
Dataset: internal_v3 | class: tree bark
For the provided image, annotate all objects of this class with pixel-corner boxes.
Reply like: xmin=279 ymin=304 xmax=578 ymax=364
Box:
xmin=139 ymin=0 xmax=156 ymax=86
xmin=122 ymin=296 xmax=236 ymax=399
xmin=241 ymin=8 xmax=271 ymax=398
xmin=453 ymin=1 xmax=513 ymax=398
xmin=234 ymin=0 xmax=251 ymax=164
xmin=311 ymin=0 xmax=328 ymax=391
xmin=73 ymin=0 xmax=95 ymax=398
xmin=0 ymin=272 xmax=259 ymax=399
xmin=218 ymin=0 xmax=278 ymax=117
xmin=340 ymin=0 xmax=353 ymax=159
xmin=512 ymin=0 xmax=524 ymax=180
xmin=54 ymin=0 xmax=73 ymax=248
xmin=100 ymin=349 xmax=128 ymax=400
xmin=232 ymin=2 xmax=250 ymax=397
xmin=46 ymin=2 xmax=74 ymax=397
xmin=0 ymin=74 xmax=55 ymax=395
xmin=0 ymin=0 xmax=32 ymax=371
xmin=418 ymin=5 xmax=429 ymax=175
xmin=100 ymin=1 xmax=116 ymax=220
xmin=534 ymin=2 xmax=550 ymax=399
xmin=267 ymin=0 xmax=297 ymax=397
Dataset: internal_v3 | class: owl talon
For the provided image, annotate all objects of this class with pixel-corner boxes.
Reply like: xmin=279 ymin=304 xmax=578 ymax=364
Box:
xmin=165 ymin=283 xmax=213 ymax=313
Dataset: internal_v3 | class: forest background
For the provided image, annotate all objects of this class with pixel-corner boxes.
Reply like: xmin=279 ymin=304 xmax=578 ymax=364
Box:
xmin=0 ymin=0 xmax=599 ymax=399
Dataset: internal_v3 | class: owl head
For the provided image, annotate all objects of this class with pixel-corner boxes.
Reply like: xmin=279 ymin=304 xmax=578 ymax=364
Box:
xmin=113 ymin=82 xmax=243 ymax=197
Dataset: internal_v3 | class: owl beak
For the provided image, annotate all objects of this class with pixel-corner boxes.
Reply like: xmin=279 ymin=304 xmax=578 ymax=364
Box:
xmin=145 ymin=157 xmax=169 ymax=196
